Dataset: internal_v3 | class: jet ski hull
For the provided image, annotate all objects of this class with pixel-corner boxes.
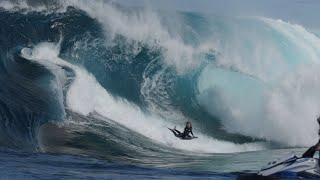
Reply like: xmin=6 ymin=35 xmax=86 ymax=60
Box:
xmin=258 ymin=154 xmax=320 ymax=178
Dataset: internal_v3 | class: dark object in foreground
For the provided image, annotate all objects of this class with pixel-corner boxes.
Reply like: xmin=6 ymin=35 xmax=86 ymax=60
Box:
xmin=254 ymin=154 xmax=320 ymax=179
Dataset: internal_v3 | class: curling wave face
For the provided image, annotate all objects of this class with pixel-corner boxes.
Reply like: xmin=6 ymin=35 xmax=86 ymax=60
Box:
xmin=0 ymin=0 xmax=319 ymax=167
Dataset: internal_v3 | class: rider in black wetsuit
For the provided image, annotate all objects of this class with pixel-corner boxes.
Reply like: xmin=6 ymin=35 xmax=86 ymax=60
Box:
xmin=170 ymin=121 xmax=195 ymax=139
xmin=302 ymin=116 xmax=320 ymax=158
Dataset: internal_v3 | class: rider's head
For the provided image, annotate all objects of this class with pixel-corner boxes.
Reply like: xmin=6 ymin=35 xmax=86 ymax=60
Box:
xmin=186 ymin=121 xmax=192 ymax=128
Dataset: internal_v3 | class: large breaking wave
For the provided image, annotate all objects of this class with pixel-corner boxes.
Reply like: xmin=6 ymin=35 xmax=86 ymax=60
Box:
xmin=1 ymin=0 xmax=320 ymax=165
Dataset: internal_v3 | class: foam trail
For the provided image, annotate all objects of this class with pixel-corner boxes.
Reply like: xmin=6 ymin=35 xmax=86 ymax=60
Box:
xmin=0 ymin=0 xmax=56 ymax=12
xmin=0 ymin=0 xmax=30 ymax=10
xmin=21 ymin=42 xmax=265 ymax=153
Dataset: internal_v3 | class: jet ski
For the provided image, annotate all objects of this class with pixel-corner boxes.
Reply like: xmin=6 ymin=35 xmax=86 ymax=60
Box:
xmin=258 ymin=153 xmax=320 ymax=178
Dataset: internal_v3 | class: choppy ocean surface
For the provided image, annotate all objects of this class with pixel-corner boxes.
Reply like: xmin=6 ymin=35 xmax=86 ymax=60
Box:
xmin=0 ymin=148 xmax=235 ymax=179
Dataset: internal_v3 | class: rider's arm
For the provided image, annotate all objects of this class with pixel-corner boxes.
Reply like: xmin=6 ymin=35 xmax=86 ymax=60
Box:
xmin=302 ymin=146 xmax=316 ymax=158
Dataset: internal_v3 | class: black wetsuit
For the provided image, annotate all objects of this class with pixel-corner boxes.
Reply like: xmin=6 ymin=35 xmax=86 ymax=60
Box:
xmin=182 ymin=127 xmax=194 ymax=138
xmin=302 ymin=145 xmax=318 ymax=158
xmin=171 ymin=127 xmax=194 ymax=139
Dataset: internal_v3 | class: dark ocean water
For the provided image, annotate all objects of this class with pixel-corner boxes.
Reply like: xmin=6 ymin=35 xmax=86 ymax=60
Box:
xmin=0 ymin=149 xmax=237 ymax=180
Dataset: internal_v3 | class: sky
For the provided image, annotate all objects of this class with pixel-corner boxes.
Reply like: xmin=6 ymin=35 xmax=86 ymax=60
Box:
xmin=116 ymin=0 xmax=320 ymax=29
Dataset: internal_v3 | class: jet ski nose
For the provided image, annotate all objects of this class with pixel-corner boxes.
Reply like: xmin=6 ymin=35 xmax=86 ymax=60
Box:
xmin=258 ymin=154 xmax=320 ymax=178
